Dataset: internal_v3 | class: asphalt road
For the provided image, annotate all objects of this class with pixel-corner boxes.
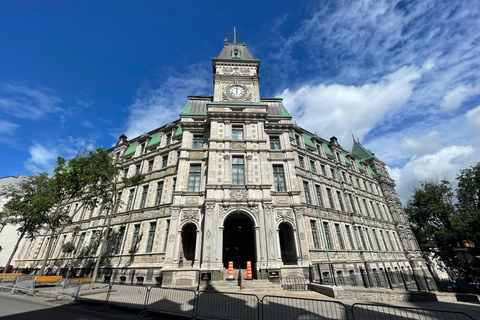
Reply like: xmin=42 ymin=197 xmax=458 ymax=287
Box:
xmin=0 ymin=293 xmax=141 ymax=320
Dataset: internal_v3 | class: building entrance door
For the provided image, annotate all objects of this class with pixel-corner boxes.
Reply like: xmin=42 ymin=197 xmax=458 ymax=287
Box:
xmin=223 ymin=213 xmax=255 ymax=276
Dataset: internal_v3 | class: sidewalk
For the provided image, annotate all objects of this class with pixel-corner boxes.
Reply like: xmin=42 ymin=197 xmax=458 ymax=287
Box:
xmin=32 ymin=284 xmax=480 ymax=320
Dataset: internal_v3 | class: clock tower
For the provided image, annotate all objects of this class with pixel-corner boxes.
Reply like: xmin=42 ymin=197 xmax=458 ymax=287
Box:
xmin=212 ymin=42 xmax=260 ymax=102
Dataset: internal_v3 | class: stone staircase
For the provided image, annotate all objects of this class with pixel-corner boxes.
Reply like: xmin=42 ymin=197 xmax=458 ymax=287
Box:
xmin=199 ymin=279 xmax=285 ymax=293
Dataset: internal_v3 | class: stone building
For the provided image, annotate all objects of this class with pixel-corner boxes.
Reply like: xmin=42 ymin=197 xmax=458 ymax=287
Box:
xmin=15 ymin=41 xmax=425 ymax=287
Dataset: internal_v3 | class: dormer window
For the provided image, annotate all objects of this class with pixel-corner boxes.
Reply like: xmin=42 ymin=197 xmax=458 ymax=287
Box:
xmin=232 ymin=47 xmax=241 ymax=59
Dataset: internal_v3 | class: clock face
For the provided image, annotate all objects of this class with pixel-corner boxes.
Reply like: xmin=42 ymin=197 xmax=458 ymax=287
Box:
xmin=228 ymin=85 xmax=246 ymax=98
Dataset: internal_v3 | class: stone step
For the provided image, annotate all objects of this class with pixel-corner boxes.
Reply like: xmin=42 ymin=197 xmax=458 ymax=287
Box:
xmin=200 ymin=280 xmax=285 ymax=293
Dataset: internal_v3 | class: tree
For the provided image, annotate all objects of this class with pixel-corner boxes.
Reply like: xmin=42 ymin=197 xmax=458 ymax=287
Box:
xmin=0 ymin=173 xmax=53 ymax=271
xmin=405 ymin=180 xmax=458 ymax=272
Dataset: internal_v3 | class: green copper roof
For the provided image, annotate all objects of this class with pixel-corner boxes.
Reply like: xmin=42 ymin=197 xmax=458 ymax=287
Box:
xmin=303 ymin=133 xmax=316 ymax=149
xmin=352 ymin=141 xmax=375 ymax=160
xmin=323 ymin=143 xmax=335 ymax=158
xmin=147 ymin=133 xmax=162 ymax=147
xmin=174 ymin=125 xmax=183 ymax=137
xmin=123 ymin=142 xmax=138 ymax=157
xmin=343 ymin=153 xmax=352 ymax=165
xmin=289 ymin=131 xmax=294 ymax=139
xmin=368 ymin=166 xmax=377 ymax=177
xmin=180 ymin=102 xmax=192 ymax=115
xmin=355 ymin=159 xmax=366 ymax=171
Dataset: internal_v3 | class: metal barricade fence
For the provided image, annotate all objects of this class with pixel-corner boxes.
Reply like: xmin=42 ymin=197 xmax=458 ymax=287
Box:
xmin=0 ymin=275 xmax=19 ymax=290
xmin=75 ymin=282 xmax=110 ymax=304
xmin=53 ymin=279 xmax=81 ymax=298
xmin=106 ymin=284 xmax=148 ymax=309
xmin=11 ymin=275 xmax=36 ymax=296
xmin=262 ymin=295 xmax=349 ymax=320
xmin=146 ymin=287 xmax=196 ymax=318
xmin=195 ymin=290 xmax=260 ymax=320
xmin=351 ymin=303 xmax=475 ymax=320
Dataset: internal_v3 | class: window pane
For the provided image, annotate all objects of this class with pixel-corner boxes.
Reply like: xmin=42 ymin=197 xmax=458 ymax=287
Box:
xmin=232 ymin=157 xmax=245 ymax=185
xmin=273 ymin=165 xmax=286 ymax=191
xmin=270 ymin=136 xmax=281 ymax=149
xmin=232 ymin=126 xmax=243 ymax=139
xmin=193 ymin=135 xmax=203 ymax=148
xmin=188 ymin=165 xmax=201 ymax=191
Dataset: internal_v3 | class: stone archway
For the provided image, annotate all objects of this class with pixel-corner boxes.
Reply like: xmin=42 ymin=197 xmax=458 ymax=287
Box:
xmin=278 ymin=222 xmax=297 ymax=265
xmin=181 ymin=223 xmax=197 ymax=267
xmin=222 ymin=212 xmax=256 ymax=275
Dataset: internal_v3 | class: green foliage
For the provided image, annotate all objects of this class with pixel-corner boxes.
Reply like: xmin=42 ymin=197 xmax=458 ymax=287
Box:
xmin=405 ymin=163 xmax=480 ymax=278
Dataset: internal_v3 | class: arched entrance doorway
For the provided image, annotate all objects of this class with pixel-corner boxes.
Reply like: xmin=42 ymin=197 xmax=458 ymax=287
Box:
xmin=181 ymin=223 xmax=197 ymax=267
xmin=279 ymin=222 xmax=297 ymax=265
xmin=223 ymin=213 xmax=256 ymax=275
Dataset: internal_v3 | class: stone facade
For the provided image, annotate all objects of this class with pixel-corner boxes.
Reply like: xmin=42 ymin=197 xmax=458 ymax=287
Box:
xmin=15 ymin=42 xmax=426 ymax=287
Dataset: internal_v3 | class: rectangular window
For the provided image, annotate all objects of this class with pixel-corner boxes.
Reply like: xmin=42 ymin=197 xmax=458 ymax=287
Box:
xmin=193 ymin=135 xmax=203 ymax=149
xmin=136 ymin=164 xmax=141 ymax=175
xmin=163 ymin=220 xmax=170 ymax=251
xmin=379 ymin=230 xmax=389 ymax=252
xmin=362 ymin=198 xmax=370 ymax=217
xmin=148 ymin=160 xmax=154 ymax=172
xmin=371 ymin=229 xmax=381 ymax=250
xmin=273 ymin=165 xmax=286 ymax=192
xmin=188 ymin=164 xmax=201 ymax=192
xmin=348 ymin=194 xmax=356 ymax=213
xmin=295 ymin=134 xmax=301 ymax=146
xmin=115 ymin=226 xmax=125 ymax=254
xmin=165 ymin=134 xmax=171 ymax=145
xmin=146 ymin=222 xmax=156 ymax=253
xmin=330 ymin=169 xmax=336 ymax=180
xmin=140 ymin=143 xmax=146 ymax=155
xmin=323 ymin=222 xmax=333 ymax=250
xmin=310 ymin=220 xmax=320 ymax=249
xmin=359 ymin=228 xmax=367 ymax=250
xmin=124 ymin=168 xmax=129 ymax=178
xmin=326 ymin=188 xmax=335 ymax=209
xmin=171 ymin=179 xmax=176 ymax=203
xmin=303 ymin=181 xmax=312 ymax=204
xmin=77 ymin=233 xmax=86 ymax=255
xmin=386 ymin=231 xmax=394 ymax=251
xmin=232 ymin=125 xmax=243 ymax=140
xmin=232 ymin=156 xmax=245 ymax=185
xmin=335 ymin=224 xmax=345 ymax=249
xmin=270 ymin=136 xmax=281 ymax=149
xmin=127 ymin=189 xmax=135 ymax=210
xmin=298 ymin=156 xmax=305 ymax=169
xmin=310 ymin=160 xmax=316 ymax=173
xmin=336 ymin=191 xmax=345 ymax=211
xmin=114 ymin=192 xmax=122 ymax=213
xmin=356 ymin=178 xmax=360 ymax=188
xmin=130 ymin=224 xmax=140 ymax=253
xmin=365 ymin=228 xmax=374 ymax=250
xmin=315 ymin=185 xmax=323 ymax=207
xmin=162 ymin=155 xmax=168 ymax=168
xmin=140 ymin=185 xmax=148 ymax=208
xmin=345 ymin=225 xmax=355 ymax=249
xmin=155 ymin=181 xmax=164 ymax=206
xmin=375 ymin=203 xmax=383 ymax=220
xmin=321 ymin=164 xmax=327 ymax=176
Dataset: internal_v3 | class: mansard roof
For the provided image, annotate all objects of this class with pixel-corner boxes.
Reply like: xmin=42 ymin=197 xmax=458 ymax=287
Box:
xmin=216 ymin=42 xmax=255 ymax=60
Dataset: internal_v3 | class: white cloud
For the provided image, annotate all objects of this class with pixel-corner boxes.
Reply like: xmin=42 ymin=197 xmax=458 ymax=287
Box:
xmin=465 ymin=105 xmax=480 ymax=131
xmin=280 ymin=64 xmax=424 ymax=145
xmin=401 ymin=131 xmax=442 ymax=157
xmin=0 ymin=84 xmax=63 ymax=120
xmin=0 ymin=119 xmax=18 ymax=135
xmin=25 ymin=143 xmax=57 ymax=173
xmin=124 ymin=63 xmax=210 ymax=138
xmin=81 ymin=120 xmax=94 ymax=128
xmin=441 ymin=85 xmax=480 ymax=110
xmin=389 ymin=145 xmax=476 ymax=204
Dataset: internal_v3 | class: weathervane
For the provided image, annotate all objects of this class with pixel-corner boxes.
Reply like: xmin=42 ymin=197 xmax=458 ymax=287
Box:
xmin=224 ymin=30 xmax=228 ymax=43
xmin=234 ymin=26 xmax=236 ymax=43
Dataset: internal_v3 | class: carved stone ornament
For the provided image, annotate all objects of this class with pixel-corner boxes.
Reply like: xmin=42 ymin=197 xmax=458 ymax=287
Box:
xmin=276 ymin=209 xmax=294 ymax=222
xmin=268 ymin=229 xmax=273 ymax=240
xmin=190 ymin=151 xmax=205 ymax=159
xmin=168 ymin=234 xmax=175 ymax=242
xmin=206 ymin=230 xmax=211 ymax=241
xmin=230 ymin=189 xmax=248 ymax=201
xmin=223 ymin=154 xmax=230 ymax=160
xmin=170 ymin=208 xmax=180 ymax=220
xmin=299 ymin=233 xmax=306 ymax=240
xmin=275 ymin=197 xmax=289 ymax=204
xmin=246 ymin=155 xmax=252 ymax=160
xmin=205 ymin=203 xmax=215 ymax=216
xmin=270 ymin=153 xmax=284 ymax=159
xmin=182 ymin=209 xmax=198 ymax=221
xmin=231 ymin=142 xmax=247 ymax=150
xmin=186 ymin=197 xmax=198 ymax=205
xmin=263 ymin=203 xmax=273 ymax=216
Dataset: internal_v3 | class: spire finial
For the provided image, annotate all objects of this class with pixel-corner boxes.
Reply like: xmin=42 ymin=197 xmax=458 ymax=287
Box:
xmin=224 ymin=30 xmax=228 ymax=43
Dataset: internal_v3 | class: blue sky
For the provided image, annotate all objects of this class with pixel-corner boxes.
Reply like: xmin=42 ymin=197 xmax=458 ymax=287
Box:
xmin=1 ymin=0 xmax=479 ymax=203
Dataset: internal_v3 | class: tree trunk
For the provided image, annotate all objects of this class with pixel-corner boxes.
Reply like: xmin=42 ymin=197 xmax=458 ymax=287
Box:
xmin=38 ymin=230 xmax=56 ymax=275
xmin=4 ymin=230 xmax=26 ymax=272
xmin=89 ymin=208 xmax=114 ymax=290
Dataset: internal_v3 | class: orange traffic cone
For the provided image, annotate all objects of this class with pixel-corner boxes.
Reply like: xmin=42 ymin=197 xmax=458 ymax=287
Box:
xmin=226 ymin=261 xmax=234 ymax=281
xmin=246 ymin=261 xmax=253 ymax=280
